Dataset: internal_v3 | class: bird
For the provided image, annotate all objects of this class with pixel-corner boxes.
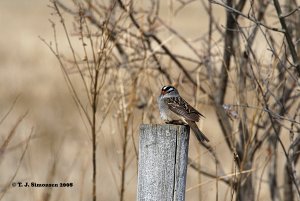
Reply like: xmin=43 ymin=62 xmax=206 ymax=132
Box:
xmin=157 ymin=85 xmax=209 ymax=143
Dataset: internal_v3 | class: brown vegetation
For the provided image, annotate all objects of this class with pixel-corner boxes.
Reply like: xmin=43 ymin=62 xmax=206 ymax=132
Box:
xmin=1 ymin=0 xmax=299 ymax=201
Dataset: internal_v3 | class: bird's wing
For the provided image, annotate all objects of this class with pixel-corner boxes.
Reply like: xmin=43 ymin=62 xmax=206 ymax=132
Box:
xmin=164 ymin=96 xmax=204 ymax=122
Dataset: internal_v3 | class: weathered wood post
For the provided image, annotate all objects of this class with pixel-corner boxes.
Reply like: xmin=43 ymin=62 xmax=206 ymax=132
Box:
xmin=137 ymin=124 xmax=190 ymax=201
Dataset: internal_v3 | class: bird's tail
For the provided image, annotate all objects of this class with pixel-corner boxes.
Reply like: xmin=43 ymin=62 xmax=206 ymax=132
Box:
xmin=186 ymin=120 xmax=209 ymax=143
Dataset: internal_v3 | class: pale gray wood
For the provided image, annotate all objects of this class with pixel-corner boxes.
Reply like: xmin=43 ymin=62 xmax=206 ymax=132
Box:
xmin=137 ymin=124 xmax=190 ymax=201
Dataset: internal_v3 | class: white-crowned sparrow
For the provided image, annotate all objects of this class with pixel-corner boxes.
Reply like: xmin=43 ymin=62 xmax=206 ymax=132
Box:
xmin=157 ymin=86 xmax=209 ymax=143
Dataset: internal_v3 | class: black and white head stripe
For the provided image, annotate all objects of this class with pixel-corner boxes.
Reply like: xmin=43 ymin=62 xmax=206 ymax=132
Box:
xmin=162 ymin=86 xmax=175 ymax=93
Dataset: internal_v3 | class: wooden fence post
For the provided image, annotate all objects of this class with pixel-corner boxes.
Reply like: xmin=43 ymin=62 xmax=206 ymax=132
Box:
xmin=137 ymin=124 xmax=190 ymax=201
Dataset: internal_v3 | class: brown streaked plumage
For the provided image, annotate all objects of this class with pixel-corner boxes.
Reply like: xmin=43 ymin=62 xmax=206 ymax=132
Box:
xmin=158 ymin=86 xmax=209 ymax=143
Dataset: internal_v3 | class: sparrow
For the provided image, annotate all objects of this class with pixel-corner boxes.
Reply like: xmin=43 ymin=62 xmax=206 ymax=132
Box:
xmin=157 ymin=86 xmax=209 ymax=143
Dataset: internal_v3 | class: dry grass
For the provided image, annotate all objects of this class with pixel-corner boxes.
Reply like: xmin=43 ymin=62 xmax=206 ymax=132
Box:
xmin=1 ymin=0 xmax=299 ymax=201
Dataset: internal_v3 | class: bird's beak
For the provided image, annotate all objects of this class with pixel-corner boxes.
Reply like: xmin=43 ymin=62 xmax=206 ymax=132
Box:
xmin=161 ymin=90 xmax=166 ymax=95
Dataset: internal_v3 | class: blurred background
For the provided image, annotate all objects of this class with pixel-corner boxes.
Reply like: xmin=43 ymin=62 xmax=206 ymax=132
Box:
xmin=0 ymin=0 xmax=299 ymax=201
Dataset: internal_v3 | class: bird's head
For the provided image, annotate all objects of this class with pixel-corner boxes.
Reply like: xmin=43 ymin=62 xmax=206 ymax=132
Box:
xmin=160 ymin=86 xmax=179 ymax=96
